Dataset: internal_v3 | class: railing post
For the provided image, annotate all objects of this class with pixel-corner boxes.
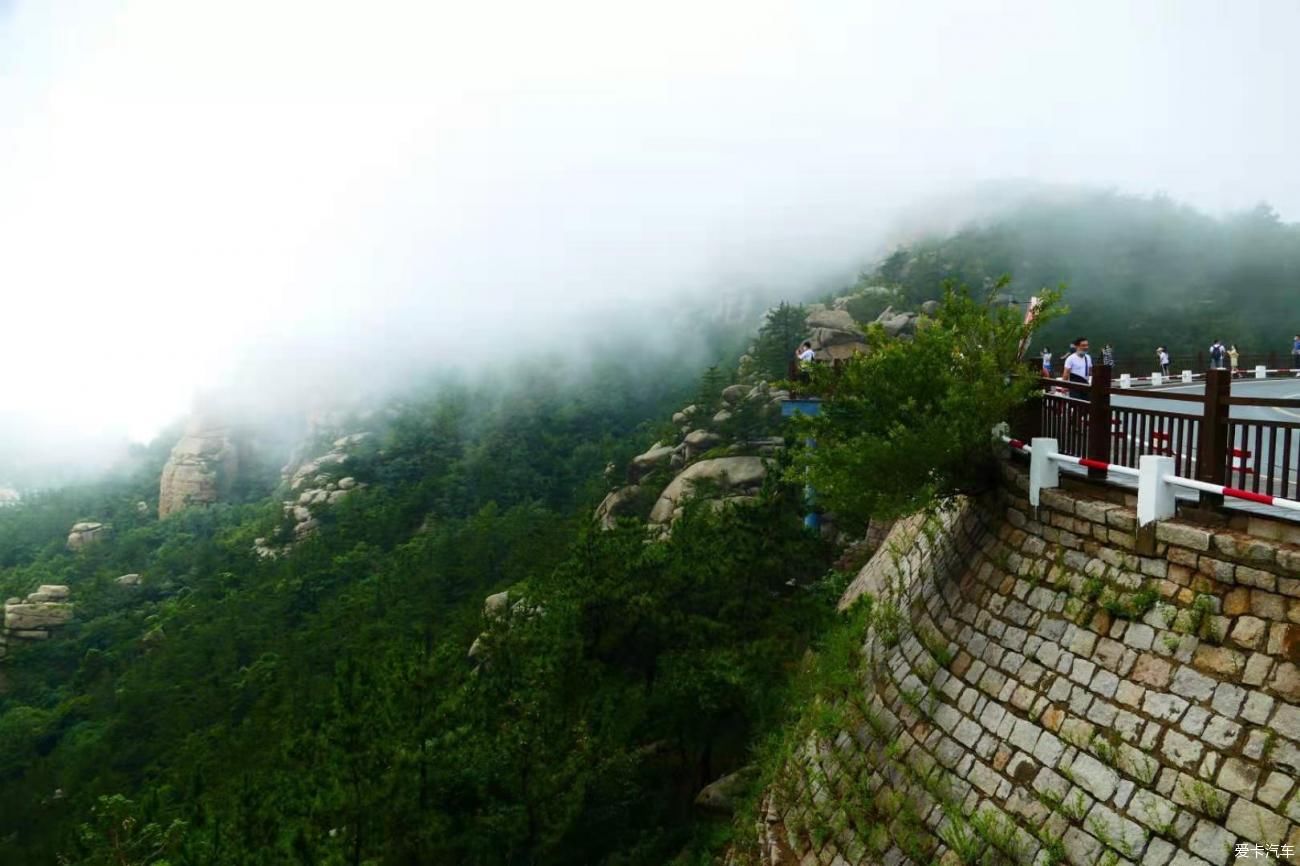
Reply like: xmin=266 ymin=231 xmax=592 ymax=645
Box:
xmin=1196 ymin=368 xmax=1231 ymax=509
xmin=1086 ymin=365 xmax=1112 ymax=480
xmin=1137 ymin=455 xmax=1177 ymax=526
xmin=1029 ymin=438 xmax=1060 ymax=506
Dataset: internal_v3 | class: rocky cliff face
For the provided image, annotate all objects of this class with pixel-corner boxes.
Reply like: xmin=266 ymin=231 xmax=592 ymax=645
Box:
xmin=0 ymin=585 xmax=72 ymax=663
xmin=252 ymin=432 xmax=371 ymax=557
xmin=593 ymin=293 xmax=935 ymax=533
xmin=744 ymin=463 xmax=1300 ymax=866
xmin=158 ymin=419 xmax=240 ymax=518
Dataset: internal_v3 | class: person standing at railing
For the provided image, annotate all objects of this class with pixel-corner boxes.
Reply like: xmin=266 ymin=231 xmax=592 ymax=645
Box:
xmin=1063 ymin=337 xmax=1093 ymax=392
xmin=1228 ymin=344 xmax=1240 ymax=377
xmin=1158 ymin=346 xmax=1171 ymax=376
xmin=1209 ymin=340 xmax=1225 ymax=370
xmin=1292 ymin=334 xmax=1300 ymax=376
xmin=1041 ymin=347 xmax=1052 ymax=377
xmin=1101 ymin=343 xmax=1114 ymax=368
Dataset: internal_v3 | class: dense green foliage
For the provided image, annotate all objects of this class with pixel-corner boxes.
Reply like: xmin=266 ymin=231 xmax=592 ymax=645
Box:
xmin=869 ymin=190 xmax=1300 ymax=368
xmin=750 ymin=303 xmax=807 ymax=381
xmin=789 ymin=282 xmax=1059 ymax=525
xmin=0 ymin=356 xmax=833 ymax=865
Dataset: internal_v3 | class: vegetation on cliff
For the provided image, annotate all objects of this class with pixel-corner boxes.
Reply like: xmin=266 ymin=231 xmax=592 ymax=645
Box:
xmin=790 ymin=282 xmax=1060 ymax=525
xmin=0 ymin=353 xmax=834 ymax=865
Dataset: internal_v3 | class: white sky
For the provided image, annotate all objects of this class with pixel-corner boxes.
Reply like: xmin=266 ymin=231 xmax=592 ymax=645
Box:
xmin=1 ymin=0 xmax=1298 ymax=455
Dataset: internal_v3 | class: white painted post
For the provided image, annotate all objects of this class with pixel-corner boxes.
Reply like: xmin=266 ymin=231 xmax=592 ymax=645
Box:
xmin=1181 ymin=370 xmax=1193 ymax=383
xmin=1256 ymin=365 xmax=1267 ymax=379
xmin=1029 ymin=438 xmax=1060 ymax=507
xmin=1137 ymin=455 xmax=1177 ymax=527
xmin=1151 ymin=372 xmax=1163 ymax=387
xmin=1119 ymin=374 xmax=1131 ymax=389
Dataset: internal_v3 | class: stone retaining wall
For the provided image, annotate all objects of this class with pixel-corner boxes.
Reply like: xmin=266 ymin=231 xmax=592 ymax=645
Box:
xmin=755 ymin=461 xmax=1300 ymax=866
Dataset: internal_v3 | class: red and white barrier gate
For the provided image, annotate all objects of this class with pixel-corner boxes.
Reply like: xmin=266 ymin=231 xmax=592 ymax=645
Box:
xmin=1006 ymin=436 xmax=1300 ymax=525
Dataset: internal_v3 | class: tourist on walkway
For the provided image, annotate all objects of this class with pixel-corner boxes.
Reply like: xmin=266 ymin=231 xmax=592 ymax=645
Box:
xmin=1209 ymin=340 xmax=1225 ymax=370
xmin=1041 ymin=348 xmax=1052 ymax=377
xmin=1293 ymin=334 xmax=1300 ymax=375
xmin=1101 ymin=344 xmax=1115 ymax=368
xmin=1228 ymin=344 xmax=1240 ymax=376
xmin=1063 ymin=337 xmax=1093 ymax=388
xmin=1158 ymin=347 xmax=1171 ymax=377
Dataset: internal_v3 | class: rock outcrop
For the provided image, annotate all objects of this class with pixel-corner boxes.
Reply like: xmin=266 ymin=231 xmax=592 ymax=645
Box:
xmin=695 ymin=767 xmax=757 ymax=813
xmin=595 ymin=485 xmax=642 ymax=530
xmin=805 ymin=307 xmax=868 ymax=362
xmin=629 ymin=443 xmax=675 ymax=481
xmin=159 ymin=418 xmax=240 ymax=518
xmin=648 ymin=456 xmax=768 ymax=524
xmin=0 ymin=586 xmax=72 ymax=661
xmin=256 ymin=432 xmax=372 ymax=555
xmin=873 ymin=304 xmax=919 ymax=338
xmin=66 ymin=522 xmax=109 ymax=550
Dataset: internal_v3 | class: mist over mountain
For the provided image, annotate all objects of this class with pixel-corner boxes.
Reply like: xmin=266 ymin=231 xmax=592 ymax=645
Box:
xmin=3 ymin=0 xmax=1300 ymax=478
xmin=4 ymin=5 xmax=1300 ymax=863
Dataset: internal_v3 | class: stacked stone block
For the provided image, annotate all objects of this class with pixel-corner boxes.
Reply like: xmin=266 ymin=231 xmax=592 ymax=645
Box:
xmin=756 ymin=462 xmax=1300 ymax=866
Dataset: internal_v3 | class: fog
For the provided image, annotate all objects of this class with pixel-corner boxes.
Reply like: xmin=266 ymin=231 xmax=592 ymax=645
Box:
xmin=1 ymin=0 xmax=1298 ymax=480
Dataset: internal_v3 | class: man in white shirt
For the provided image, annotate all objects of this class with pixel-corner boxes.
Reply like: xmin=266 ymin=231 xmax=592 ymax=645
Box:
xmin=1063 ymin=337 xmax=1093 ymax=385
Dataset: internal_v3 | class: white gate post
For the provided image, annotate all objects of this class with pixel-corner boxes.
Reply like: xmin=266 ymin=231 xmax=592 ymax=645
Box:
xmin=1151 ymin=372 xmax=1163 ymax=387
xmin=1119 ymin=374 xmax=1132 ymax=389
xmin=1137 ymin=455 xmax=1176 ymax=527
xmin=1256 ymin=365 xmax=1267 ymax=379
xmin=1181 ymin=370 xmax=1193 ymax=384
xmin=1029 ymin=438 xmax=1060 ymax=507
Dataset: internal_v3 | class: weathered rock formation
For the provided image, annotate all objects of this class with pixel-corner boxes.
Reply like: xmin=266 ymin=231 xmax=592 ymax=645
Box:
xmin=595 ymin=485 xmax=643 ymax=530
xmin=806 ymin=308 xmax=868 ymax=362
xmin=648 ymin=456 xmax=768 ymax=524
xmin=258 ymin=432 xmax=372 ymax=555
xmin=0 ymin=586 xmax=72 ymax=661
xmin=874 ymin=304 xmax=920 ymax=338
xmin=159 ymin=418 xmax=240 ymax=518
xmin=747 ymin=463 xmax=1300 ymax=865
xmin=467 ymin=590 xmax=544 ymax=663
xmin=66 ymin=522 xmax=109 ymax=550
xmin=696 ymin=767 xmax=758 ymax=813
xmin=629 ymin=443 xmax=675 ymax=482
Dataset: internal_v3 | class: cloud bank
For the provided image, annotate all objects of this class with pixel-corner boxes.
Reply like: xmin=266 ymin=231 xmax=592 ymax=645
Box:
xmin=1 ymin=0 xmax=1297 ymax=475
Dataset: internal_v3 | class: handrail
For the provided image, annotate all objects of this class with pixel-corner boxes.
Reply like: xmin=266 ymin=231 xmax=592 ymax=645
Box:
xmin=1229 ymin=396 xmax=1300 ymax=408
xmin=1112 ymin=390 xmax=1205 ymax=404
xmin=1033 ymin=377 xmax=1205 ymax=404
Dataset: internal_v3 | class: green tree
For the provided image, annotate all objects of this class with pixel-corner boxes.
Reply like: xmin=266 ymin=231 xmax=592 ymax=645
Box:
xmin=68 ymin=795 xmax=186 ymax=866
xmin=751 ymin=303 xmax=807 ymax=380
xmin=788 ymin=280 xmax=1062 ymax=525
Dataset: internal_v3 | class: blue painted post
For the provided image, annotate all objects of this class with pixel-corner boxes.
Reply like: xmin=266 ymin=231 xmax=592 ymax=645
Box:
xmin=781 ymin=398 xmax=822 ymax=528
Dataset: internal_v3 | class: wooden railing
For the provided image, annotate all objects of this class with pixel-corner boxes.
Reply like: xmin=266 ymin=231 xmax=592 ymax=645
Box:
xmin=1015 ymin=366 xmax=1244 ymax=508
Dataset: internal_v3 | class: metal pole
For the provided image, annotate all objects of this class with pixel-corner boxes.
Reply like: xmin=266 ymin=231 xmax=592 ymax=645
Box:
xmin=1196 ymin=368 xmax=1231 ymax=510
xmin=1086 ymin=365 xmax=1113 ymax=480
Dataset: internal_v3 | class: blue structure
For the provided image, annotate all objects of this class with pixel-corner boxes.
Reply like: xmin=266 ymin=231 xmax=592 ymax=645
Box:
xmin=780 ymin=398 xmax=822 ymax=419
xmin=779 ymin=398 xmax=822 ymax=529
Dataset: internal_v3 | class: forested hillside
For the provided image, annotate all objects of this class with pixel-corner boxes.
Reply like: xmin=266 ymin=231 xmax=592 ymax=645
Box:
xmin=0 ymin=346 xmax=837 ymax=865
xmin=4 ymin=189 xmax=1296 ymax=865
xmin=869 ymin=190 xmax=1300 ymax=366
